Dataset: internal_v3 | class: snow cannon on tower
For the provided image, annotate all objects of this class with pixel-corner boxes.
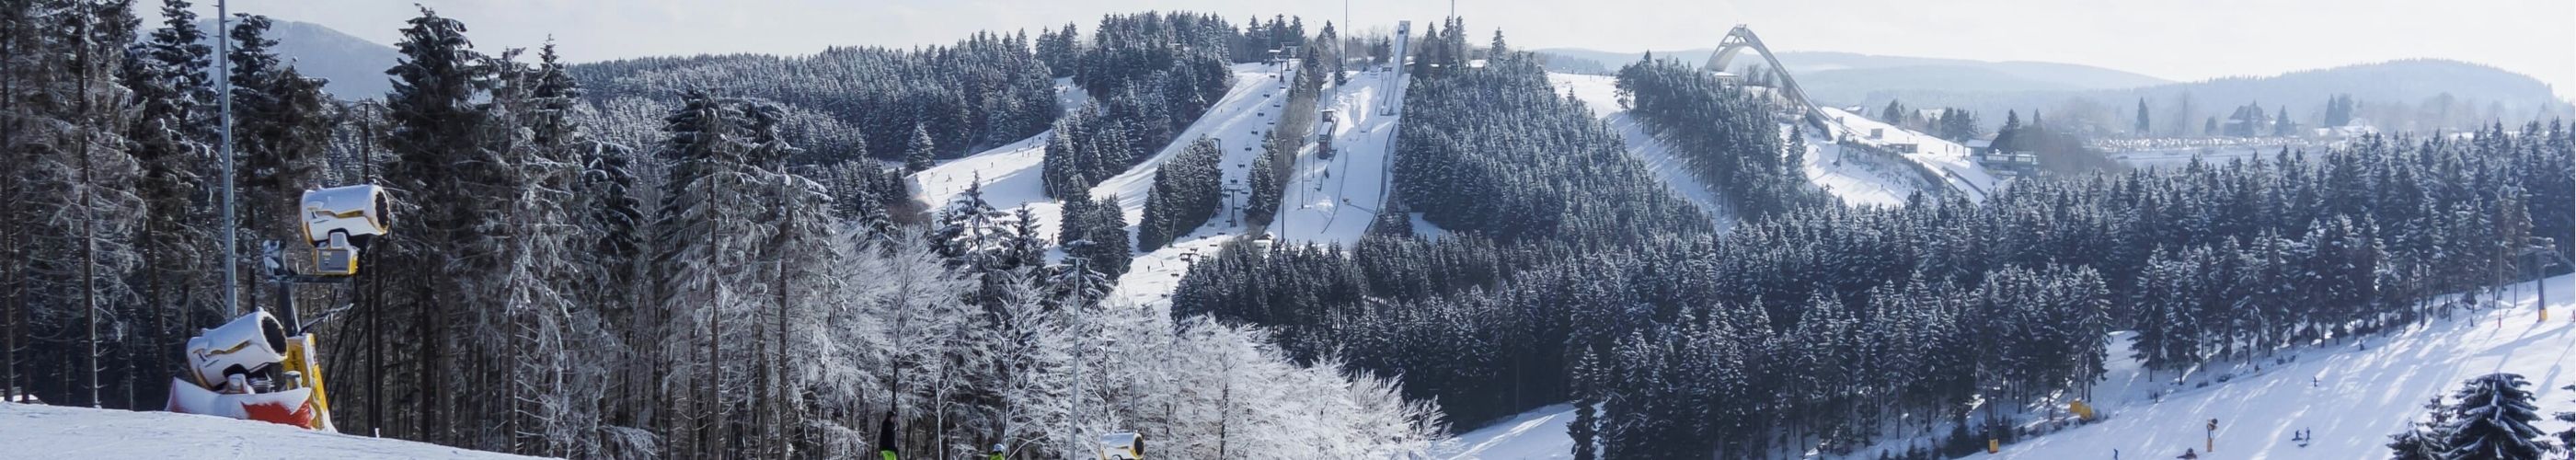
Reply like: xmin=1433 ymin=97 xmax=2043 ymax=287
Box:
xmin=300 ymin=184 xmax=390 ymax=276
xmin=1096 ymin=431 xmax=1146 ymax=460
xmin=167 ymin=184 xmax=391 ymax=431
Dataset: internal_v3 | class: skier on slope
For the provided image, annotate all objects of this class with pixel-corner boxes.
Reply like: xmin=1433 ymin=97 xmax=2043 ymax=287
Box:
xmin=2176 ymin=447 xmax=2198 ymax=459
xmin=989 ymin=443 xmax=1006 ymax=460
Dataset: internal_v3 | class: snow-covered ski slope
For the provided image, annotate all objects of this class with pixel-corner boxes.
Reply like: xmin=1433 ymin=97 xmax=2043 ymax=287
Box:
xmin=1818 ymin=107 xmax=2003 ymax=201
xmin=1548 ymin=73 xmax=1925 ymax=213
xmin=1268 ymin=68 xmax=1405 ymax=246
xmin=2007 ymin=275 xmax=2576 ymax=459
xmin=1099 ymin=63 xmax=1297 ymax=308
xmin=914 ymin=63 xmax=1294 ymax=311
xmin=1449 ymin=275 xmax=2576 ymax=459
xmin=0 ymin=403 xmax=541 ymax=459
xmin=911 ymin=76 xmax=1092 ymax=245
xmin=1444 ymin=403 xmax=1580 ymax=460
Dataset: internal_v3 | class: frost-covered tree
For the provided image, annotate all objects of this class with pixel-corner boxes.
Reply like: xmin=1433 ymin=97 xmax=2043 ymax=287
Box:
xmin=2443 ymin=373 xmax=2547 ymax=460
xmin=903 ymin=122 xmax=936 ymax=172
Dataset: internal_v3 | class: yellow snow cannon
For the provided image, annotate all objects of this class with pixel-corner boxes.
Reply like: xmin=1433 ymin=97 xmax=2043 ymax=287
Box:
xmin=165 ymin=310 xmax=334 ymax=431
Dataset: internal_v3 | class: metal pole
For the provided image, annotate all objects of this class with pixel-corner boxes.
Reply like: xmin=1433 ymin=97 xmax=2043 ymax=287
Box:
xmin=217 ymin=0 xmax=239 ymax=316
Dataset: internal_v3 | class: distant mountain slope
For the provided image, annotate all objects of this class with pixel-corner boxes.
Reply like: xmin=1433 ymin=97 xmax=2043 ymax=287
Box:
xmin=1879 ymin=59 xmax=2573 ymax=133
xmin=1531 ymin=48 xmax=2173 ymax=100
xmin=195 ymin=19 xmax=400 ymax=100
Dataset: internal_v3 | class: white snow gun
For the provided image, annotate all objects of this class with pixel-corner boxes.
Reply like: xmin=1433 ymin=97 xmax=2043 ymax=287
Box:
xmin=167 ymin=185 xmax=389 ymax=431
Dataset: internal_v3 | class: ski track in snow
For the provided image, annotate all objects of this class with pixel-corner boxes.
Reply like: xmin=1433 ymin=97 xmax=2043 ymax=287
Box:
xmin=0 ymin=403 xmax=542 ymax=459
xmin=914 ymin=63 xmax=1308 ymax=313
xmin=1099 ymin=63 xmax=1299 ymax=310
xmin=1548 ymin=73 xmax=1936 ymax=220
xmin=1448 ymin=275 xmax=2576 ymax=459
xmin=1268 ymin=68 xmax=1407 ymax=247
xmin=1817 ymin=107 xmax=2003 ymax=201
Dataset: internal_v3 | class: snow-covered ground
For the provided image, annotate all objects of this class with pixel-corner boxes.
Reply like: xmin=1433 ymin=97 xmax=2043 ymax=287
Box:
xmin=2008 ymin=275 xmax=2576 ymax=460
xmin=0 ymin=403 xmax=541 ymax=459
xmin=1099 ymin=63 xmax=1296 ymax=308
xmin=1794 ymin=123 xmax=1915 ymax=207
xmin=1268 ymin=68 xmax=1406 ymax=246
xmin=910 ymin=63 xmax=1292 ymax=311
xmin=1449 ymin=275 xmax=2576 ymax=459
xmin=911 ymin=76 xmax=1093 ymax=249
xmin=1819 ymin=107 xmax=2002 ymax=201
xmin=1444 ymin=403 xmax=1579 ymax=460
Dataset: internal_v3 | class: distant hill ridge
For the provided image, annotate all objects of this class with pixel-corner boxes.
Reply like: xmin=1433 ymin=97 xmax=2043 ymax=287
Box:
xmin=185 ymin=18 xmax=401 ymax=100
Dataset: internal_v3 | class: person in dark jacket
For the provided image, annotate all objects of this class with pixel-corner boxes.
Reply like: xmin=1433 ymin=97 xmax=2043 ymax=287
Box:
xmin=879 ymin=411 xmax=900 ymax=460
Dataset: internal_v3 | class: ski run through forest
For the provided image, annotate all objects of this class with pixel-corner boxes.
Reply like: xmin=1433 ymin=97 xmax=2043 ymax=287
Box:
xmin=0 ymin=1 xmax=2572 ymax=459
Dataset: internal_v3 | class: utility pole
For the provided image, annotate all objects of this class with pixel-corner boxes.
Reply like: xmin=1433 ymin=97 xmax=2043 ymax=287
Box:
xmin=218 ymin=0 xmax=239 ymax=316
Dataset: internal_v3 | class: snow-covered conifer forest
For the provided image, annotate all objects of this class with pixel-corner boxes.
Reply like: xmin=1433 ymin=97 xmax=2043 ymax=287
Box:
xmin=2 ymin=1 xmax=2573 ymax=459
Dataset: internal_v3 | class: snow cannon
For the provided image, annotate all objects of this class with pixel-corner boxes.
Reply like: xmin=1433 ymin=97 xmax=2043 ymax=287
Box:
xmin=301 ymin=184 xmax=390 ymax=276
xmin=167 ymin=310 xmax=335 ymax=431
xmin=1096 ymin=432 xmax=1145 ymax=460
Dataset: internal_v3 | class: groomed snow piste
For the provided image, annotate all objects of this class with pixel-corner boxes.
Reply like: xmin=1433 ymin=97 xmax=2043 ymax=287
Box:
xmin=1548 ymin=73 xmax=1931 ymax=214
xmin=1267 ymin=67 xmax=1407 ymax=247
xmin=1448 ymin=275 xmax=2576 ymax=459
xmin=1819 ymin=107 xmax=2003 ymax=201
xmin=914 ymin=63 xmax=1304 ymax=311
xmin=0 ymin=403 xmax=541 ymax=459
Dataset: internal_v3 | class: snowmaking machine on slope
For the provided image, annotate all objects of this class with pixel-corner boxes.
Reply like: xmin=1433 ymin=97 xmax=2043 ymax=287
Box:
xmin=166 ymin=184 xmax=389 ymax=431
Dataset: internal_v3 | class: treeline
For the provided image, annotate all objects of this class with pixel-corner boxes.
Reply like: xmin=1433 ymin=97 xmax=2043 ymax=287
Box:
xmin=0 ymin=0 xmax=354 ymax=414
xmin=1391 ymin=28 xmax=1712 ymax=246
xmin=1039 ymin=12 xmax=1239 ymax=198
xmin=1 ymin=3 xmax=1450 ymax=459
xmin=1615 ymin=57 xmax=1834 ymax=219
xmin=1575 ymin=126 xmax=2570 ymax=458
xmin=569 ymin=29 xmax=1059 ymax=167
xmin=1188 ymin=96 xmax=2571 ymax=457
xmin=1178 ymin=21 xmax=1719 ymax=426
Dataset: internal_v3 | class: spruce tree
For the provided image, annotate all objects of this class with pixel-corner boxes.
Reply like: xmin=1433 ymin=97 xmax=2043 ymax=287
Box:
xmin=121 ymin=0 xmax=219 ymax=394
xmin=905 ymin=122 xmax=936 ymax=172
xmin=2443 ymin=373 xmax=2547 ymax=460
xmin=381 ymin=6 xmax=491 ymax=443
xmin=2135 ymin=98 xmax=2150 ymax=134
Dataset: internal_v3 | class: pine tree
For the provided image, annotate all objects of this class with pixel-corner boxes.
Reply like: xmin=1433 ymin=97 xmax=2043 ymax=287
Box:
xmin=2274 ymin=106 xmax=2295 ymax=137
xmin=227 ymin=14 xmax=331 ymax=245
xmin=2443 ymin=373 xmax=2547 ymax=460
xmin=2389 ymin=397 xmax=2451 ymax=460
xmin=904 ymin=122 xmax=936 ymax=172
xmin=1570 ymin=350 xmax=1604 ymax=460
xmin=380 ymin=6 xmax=493 ymax=443
xmin=120 ymin=0 xmax=219 ymax=406
xmin=2135 ymin=98 xmax=2150 ymax=134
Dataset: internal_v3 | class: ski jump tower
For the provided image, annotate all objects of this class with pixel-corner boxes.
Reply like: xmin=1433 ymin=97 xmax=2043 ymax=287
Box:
xmin=1705 ymin=25 xmax=1830 ymax=132
xmin=1381 ymin=20 xmax=1410 ymax=116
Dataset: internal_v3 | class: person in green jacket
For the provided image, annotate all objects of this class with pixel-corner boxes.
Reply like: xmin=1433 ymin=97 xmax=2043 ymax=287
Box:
xmin=988 ymin=443 xmax=1006 ymax=460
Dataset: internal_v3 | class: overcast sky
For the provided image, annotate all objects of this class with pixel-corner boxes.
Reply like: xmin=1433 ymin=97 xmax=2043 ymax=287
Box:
xmin=160 ymin=0 xmax=2573 ymax=100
